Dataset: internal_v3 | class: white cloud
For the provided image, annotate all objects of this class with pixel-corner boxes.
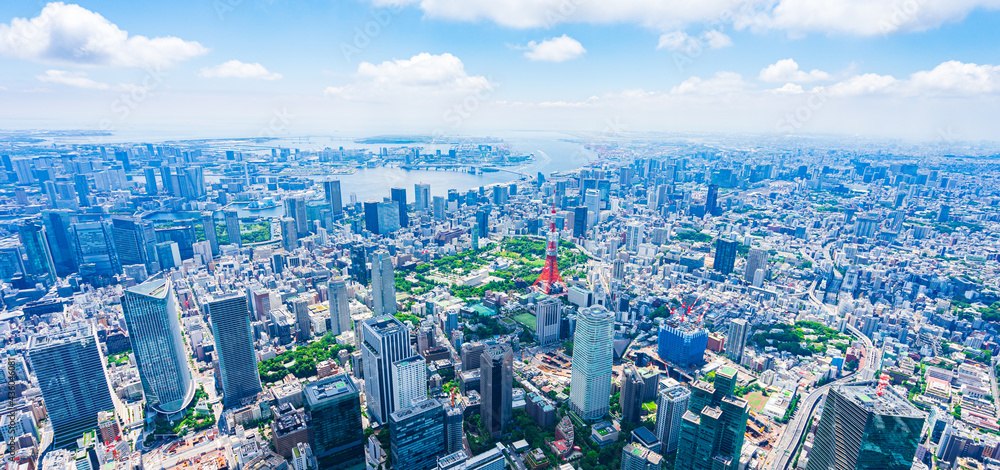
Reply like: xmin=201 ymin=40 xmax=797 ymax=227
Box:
xmin=324 ymin=52 xmax=493 ymax=100
xmin=370 ymin=0 xmax=1000 ymax=36
xmin=759 ymin=59 xmax=831 ymax=83
xmin=0 ymin=2 xmax=208 ymax=68
xmin=657 ymin=31 xmax=698 ymax=51
xmin=700 ymin=30 xmax=733 ymax=49
xmin=35 ymin=69 xmax=109 ymax=89
xmin=671 ymin=72 xmax=746 ymax=95
xmin=771 ymin=83 xmax=805 ymax=94
xmin=908 ymin=60 xmax=1000 ymax=95
xmin=523 ymin=35 xmax=586 ymax=62
xmin=199 ymin=60 xmax=283 ymax=80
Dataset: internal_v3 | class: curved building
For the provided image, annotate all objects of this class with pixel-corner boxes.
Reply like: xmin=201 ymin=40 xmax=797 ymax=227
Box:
xmin=570 ymin=305 xmax=614 ymax=420
xmin=122 ymin=277 xmax=194 ymax=414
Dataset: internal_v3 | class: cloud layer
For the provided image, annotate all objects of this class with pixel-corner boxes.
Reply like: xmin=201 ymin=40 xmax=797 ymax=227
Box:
xmin=199 ymin=60 xmax=283 ymax=80
xmin=324 ymin=52 xmax=493 ymax=100
xmin=523 ymin=35 xmax=586 ymax=62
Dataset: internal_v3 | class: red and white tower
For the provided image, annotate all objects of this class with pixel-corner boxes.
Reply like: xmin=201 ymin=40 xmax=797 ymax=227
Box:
xmin=533 ymin=202 xmax=565 ymax=294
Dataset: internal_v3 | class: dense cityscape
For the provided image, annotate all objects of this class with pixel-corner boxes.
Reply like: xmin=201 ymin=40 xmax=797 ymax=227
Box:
xmin=0 ymin=131 xmax=998 ymax=470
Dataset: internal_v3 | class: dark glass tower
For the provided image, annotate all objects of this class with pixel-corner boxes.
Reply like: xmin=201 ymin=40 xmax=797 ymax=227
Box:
xmin=206 ymin=292 xmax=262 ymax=408
xmin=305 ymin=375 xmax=365 ymax=470
xmin=481 ymin=344 xmax=513 ymax=438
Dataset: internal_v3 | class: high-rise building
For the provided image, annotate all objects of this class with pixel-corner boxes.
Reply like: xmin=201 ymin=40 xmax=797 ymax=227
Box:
xmin=414 ymin=183 xmax=431 ymax=212
xmin=621 ymin=365 xmax=646 ymax=424
xmin=389 ymin=398 xmax=446 ymax=470
xmin=705 ymin=184 xmax=719 ymax=216
xmin=573 ymin=206 xmax=589 ymax=237
xmin=305 ymin=375 xmax=365 ymax=470
xmin=432 ymin=196 xmax=446 ymax=220
xmin=481 ymin=344 xmax=513 ymax=438
xmin=744 ymin=248 xmax=767 ymax=283
xmin=155 ymin=242 xmax=181 ymax=271
xmin=111 ymin=216 xmax=157 ymax=273
xmin=224 ymin=209 xmax=242 ymax=248
xmin=205 ymin=292 xmax=262 ymax=408
xmin=937 ymin=204 xmax=951 ymax=223
xmin=350 ymin=243 xmax=369 ymax=285
xmin=713 ymin=239 xmax=738 ymax=275
xmin=805 ymin=382 xmax=925 ymax=470
xmin=855 ymin=214 xmax=880 ymax=240
xmin=281 ymin=217 xmax=298 ymax=251
xmin=585 ymin=189 xmax=600 ymax=228
xmin=324 ymin=180 xmax=344 ymax=218
xmin=364 ymin=201 xmax=380 ymax=234
xmin=626 ymin=223 xmax=643 ymax=253
xmin=570 ymin=305 xmax=615 ymax=420
xmin=655 ymin=385 xmax=691 ymax=454
xmin=371 ymin=250 xmax=396 ymax=316
xmin=17 ymin=217 xmax=57 ymax=284
xmin=284 ymin=195 xmax=309 ymax=237
xmin=475 ymin=210 xmax=489 ymax=238
xmin=201 ymin=212 xmax=220 ymax=257
xmin=71 ymin=221 xmax=121 ymax=282
xmin=657 ymin=324 xmax=708 ymax=367
xmin=362 ymin=316 xmax=413 ymax=425
xmin=674 ymin=367 xmax=746 ymax=470
xmin=725 ymin=319 xmax=750 ymax=364
xmin=391 ymin=187 xmax=409 ymax=228
xmin=29 ymin=324 xmax=115 ymax=448
xmin=392 ymin=355 xmax=428 ymax=411
xmin=40 ymin=209 xmax=77 ymax=277
xmin=535 ymin=295 xmax=561 ymax=345
xmin=328 ymin=277 xmax=351 ymax=336
xmin=461 ymin=342 xmax=485 ymax=371
xmin=291 ymin=297 xmax=311 ymax=342
xmin=443 ymin=404 xmax=463 ymax=455
xmin=621 ymin=443 xmax=663 ymax=470
xmin=121 ymin=278 xmax=194 ymax=414
xmin=144 ymin=167 xmax=157 ymax=195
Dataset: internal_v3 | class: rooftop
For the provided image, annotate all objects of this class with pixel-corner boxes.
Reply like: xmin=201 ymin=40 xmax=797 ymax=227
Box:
xmin=838 ymin=382 xmax=926 ymax=419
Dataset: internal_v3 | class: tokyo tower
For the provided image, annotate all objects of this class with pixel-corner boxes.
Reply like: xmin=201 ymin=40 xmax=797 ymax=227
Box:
xmin=532 ymin=201 xmax=565 ymax=294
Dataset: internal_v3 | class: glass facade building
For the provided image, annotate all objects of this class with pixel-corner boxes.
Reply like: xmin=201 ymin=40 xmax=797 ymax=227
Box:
xmin=657 ymin=324 xmax=708 ymax=367
xmin=569 ymin=305 xmax=614 ymax=420
xmin=206 ymin=292 xmax=262 ymax=408
xmin=388 ymin=398 xmax=445 ymax=470
xmin=305 ymin=375 xmax=365 ymax=470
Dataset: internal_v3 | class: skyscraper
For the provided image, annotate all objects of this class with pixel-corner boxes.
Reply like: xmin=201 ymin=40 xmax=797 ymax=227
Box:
xmin=224 ymin=209 xmax=241 ymax=248
xmin=392 ymin=355 xmax=427 ymax=411
xmin=29 ymin=324 xmax=115 ymax=448
xmin=626 ymin=222 xmax=643 ymax=253
xmin=432 ymin=196 xmax=446 ymax=220
xmin=657 ymin=324 xmax=708 ymax=367
xmin=573 ymin=206 xmax=588 ymax=237
xmin=40 ymin=209 xmax=76 ymax=277
xmin=534 ymin=295 xmax=561 ymax=345
xmin=481 ymin=344 xmax=513 ymax=438
xmin=621 ymin=364 xmax=645 ymax=424
xmin=305 ymin=375 xmax=365 ymax=470
xmin=328 ymin=277 xmax=351 ymax=336
xmin=350 ymin=243 xmax=369 ymax=285
xmin=570 ymin=305 xmax=614 ymax=420
xmin=362 ymin=316 xmax=413 ymax=425
xmin=585 ymin=189 xmax=600 ymax=228
xmin=324 ymin=180 xmax=344 ymax=218
xmin=201 ymin=211 xmax=220 ymax=257
xmin=713 ymin=239 xmax=738 ymax=275
xmin=205 ymin=292 xmax=262 ymax=408
xmin=805 ymin=382 xmax=925 ymax=470
xmin=414 ymin=183 xmax=431 ymax=212
xmin=111 ymin=216 xmax=157 ymax=273
xmin=291 ymin=297 xmax=311 ymax=342
xmin=675 ymin=367 xmax=746 ymax=470
xmin=443 ymin=404 xmax=463 ymax=455
xmin=121 ymin=277 xmax=194 ymax=414
xmin=391 ymin=187 xmax=409 ymax=228
xmin=621 ymin=443 xmax=663 ymax=470
xmin=284 ymin=195 xmax=309 ymax=237
xmin=725 ymin=319 xmax=750 ymax=364
xmin=17 ymin=217 xmax=56 ymax=284
xmin=371 ymin=250 xmax=396 ymax=316
xmin=389 ymin=398 xmax=446 ymax=470
xmin=744 ymin=248 xmax=767 ymax=283
xmin=281 ymin=217 xmax=298 ymax=251
xmin=705 ymin=184 xmax=719 ymax=216
xmin=71 ymin=221 xmax=121 ymax=282
xmin=364 ymin=201 xmax=380 ymax=234
xmin=655 ymin=385 xmax=691 ymax=454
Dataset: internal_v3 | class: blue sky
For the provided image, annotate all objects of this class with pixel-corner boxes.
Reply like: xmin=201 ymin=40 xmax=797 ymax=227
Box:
xmin=1 ymin=0 xmax=999 ymax=140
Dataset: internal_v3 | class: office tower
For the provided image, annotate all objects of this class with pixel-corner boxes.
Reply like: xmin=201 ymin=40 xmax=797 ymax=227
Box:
xmin=281 ymin=217 xmax=298 ymax=251
xmin=362 ymin=316 xmax=413 ymax=425
xmin=391 ymin=187 xmax=409 ymax=228
xmin=371 ymin=250 xmax=396 ymax=316
xmin=655 ymin=385 xmax=691 ymax=454
xmin=224 ymin=209 xmax=242 ymax=247
xmin=461 ymin=342 xmax=485 ymax=371
xmin=570 ymin=305 xmax=614 ymax=420
xmin=613 ymin=258 xmax=626 ymax=281
xmin=621 ymin=365 xmax=645 ymax=424
xmin=283 ymin=195 xmax=308 ymax=237
xmin=481 ymin=344 xmax=513 ymax=438
xmin=292 ymin=297 xmax=311 ymax=342
xmin=205 ymin=292 xmax=262 ymax=408
xmin=705 ymin=184 xmax=719 ymax=216
xmin=17 ymin=218 xmax=57 ymax=284
xmin=744 ymin=248 xmax=766 ymax=282
xmin=855 ymin=214 xmax=879 ymax=239
xmin=472 ymin=225 xmax=480 ymax=250
xmin=573 ymin=206 xmax=588 ymax=237
xmin=535 ymin=295 xmax=561 ymax=345
xmin=585 ymin=189 xmax=600 ymax=227
xmin=201 ymin=212 xmax=219 ymax=257
xmin=657 ymin=323 xmax=708 ymax=368
xmin=121 ymin=278 xmax=194 ymax=414
xmin=155 ymin=242 xmax=181 ymax=271
xmin=675 ymin=370 xmax=747 ymax=470
xmin=433 ymin=196 xmax=446 ymax=220
xmin=144 ymin=167 xmax=157 ymax=195
xmin=305 ymin=375 xmax=365 ymax=470
xmin=183 ymin=166 xmax=206 ymax=199
xmin=323 ymin=180 xmax=344 ymax=218
xmin=475 ymin=210 xmax=489 ymax=238
xmin=937 ymin=204 xmax=951 ymax=223
xmin=626 ymin=222 xmax=643 ymax=253
xmin=389 ymin=398 xmax=446 ymax=470
xmin=28 ymin=324 xmax=115 ymax=448
xmin=443 ymin=404 xmax=463 ymax=455
xmin=392 ymin=355 xmax=427 ymax=410
xmin=414 ymin=183 xmax=431 ymax=212
xmin=328 ymin=277 xmax=351 ymax=336
xmin=41 ymin=210 xmax=76 ymax=277
xmin=350 ymin=243 xmax=369 ymax=285
xmin=74 ymin=173 xmax=90 ymax=206
xmin=377 ymin=201 xmax=401 ymax=234
xmin=805 ymin=382 xmax=925 ymax=470
xmin=725 ymin=319 xmax=750 ymax=364
xmin=364 ymin=201 xmax=380 ymax=233
xmin=713 ymin=239 xmax=738 ymax=275
xmin=622 ymin=443 xmax=663 ymax=470
xmin=111 ymin=216 xmax=157 ymax=273
xmin=71 ymin=221 xmax=121 ymax=281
